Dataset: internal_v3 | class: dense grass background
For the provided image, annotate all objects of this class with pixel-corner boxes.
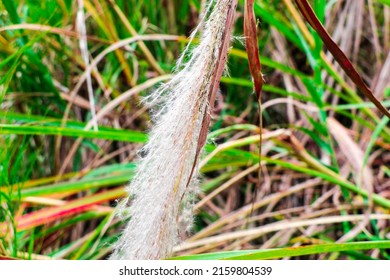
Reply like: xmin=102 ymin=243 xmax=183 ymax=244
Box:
xmin=0 ymin=0 xmax=390 ymax=259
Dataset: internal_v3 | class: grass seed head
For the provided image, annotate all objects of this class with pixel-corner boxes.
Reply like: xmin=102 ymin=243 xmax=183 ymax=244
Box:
xmin=110 ymin=0 xmax=236 ymax=260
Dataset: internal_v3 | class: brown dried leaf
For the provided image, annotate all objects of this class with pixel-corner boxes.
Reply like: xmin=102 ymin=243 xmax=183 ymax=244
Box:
xmin=295 ymin=0 xmax=390 ymax=118
xmin=244 ymin=0 xmax=264 ymax=98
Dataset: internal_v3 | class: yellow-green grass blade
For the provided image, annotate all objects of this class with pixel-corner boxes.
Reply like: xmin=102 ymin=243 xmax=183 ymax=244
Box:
xmin=0 ymin=124 xmax=147 ymax=143
xmin=10 ymin=173 xmax=132 ymax=199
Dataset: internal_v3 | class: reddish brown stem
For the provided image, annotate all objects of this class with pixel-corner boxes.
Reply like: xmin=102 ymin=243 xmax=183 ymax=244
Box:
xmin=244 ymin=0 xmax=264 ymax=214
xmin=185 ymin=0 xmax=239 ymax=190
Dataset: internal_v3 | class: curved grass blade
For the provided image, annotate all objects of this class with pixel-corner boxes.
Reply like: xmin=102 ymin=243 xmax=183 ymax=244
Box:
xmin=294 ymin=0 xmax=390 ymax=118
xmin=184 ymin=0 xmax=239 ymax=194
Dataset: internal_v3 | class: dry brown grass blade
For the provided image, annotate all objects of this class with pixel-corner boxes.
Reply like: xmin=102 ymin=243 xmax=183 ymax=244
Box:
xmin=327 ymin=117 xmax=374 ymax=243
xmin=295 ymin=0 xmax=390 ymax=118
xmin=176 ymin=214 xmax=390 ymax=252
xmin=0 ymin=24 xmax=80 ymax=38
xmin=184 ymin=0 xmax=239 ymax=190
xmin=189 ymin=178 xmax=322 ymax=241
xmin=244 ymin=0 xmax=264 ymax=98
xmin=327 ymin=118 xmax=374 ymax=192
xmin=58 ymin=74 xmax=172 ymax=176
xmin=244 ymin=0 xmax=265 ymax=216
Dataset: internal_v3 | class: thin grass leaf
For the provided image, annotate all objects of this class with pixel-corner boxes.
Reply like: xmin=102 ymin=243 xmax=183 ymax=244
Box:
xmin=171 ymin=241 xmax=390 ymax=260
xmin=0 ymin=124 xmax=147 ymax=143
xmin=295 ymin=0 xmax=390 ymax=118
xmin=12 ymin=173 xmax=130 ymax=199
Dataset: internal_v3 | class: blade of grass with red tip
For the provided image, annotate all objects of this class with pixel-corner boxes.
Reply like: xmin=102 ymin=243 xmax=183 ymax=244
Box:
xmin=295 ymin=0 xmax=390 ymax=118
xmin=3 ymin=187 xmax=124 ymax=232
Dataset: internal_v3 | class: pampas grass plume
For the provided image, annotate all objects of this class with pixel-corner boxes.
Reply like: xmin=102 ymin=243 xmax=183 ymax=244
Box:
xmin=110 ymin=0 xmax=237 ymax=260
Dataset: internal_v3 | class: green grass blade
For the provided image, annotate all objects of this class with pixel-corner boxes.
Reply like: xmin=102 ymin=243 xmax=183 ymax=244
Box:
xmin=171 ymin=241 xmax=390 ymax=260
xmin=0 ymin=124 xmax=147 ymax=143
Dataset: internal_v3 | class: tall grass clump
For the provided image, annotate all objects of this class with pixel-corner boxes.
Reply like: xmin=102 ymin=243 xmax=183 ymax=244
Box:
xmin=110 ymin=0 xmax=238 ymax=260
xmin=1 ymin=0 xmax=390 ymax=261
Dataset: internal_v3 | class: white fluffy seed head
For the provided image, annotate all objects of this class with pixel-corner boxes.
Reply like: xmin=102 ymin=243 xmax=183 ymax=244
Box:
xmin=110 ymin=0 xmax=235 ymax=260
